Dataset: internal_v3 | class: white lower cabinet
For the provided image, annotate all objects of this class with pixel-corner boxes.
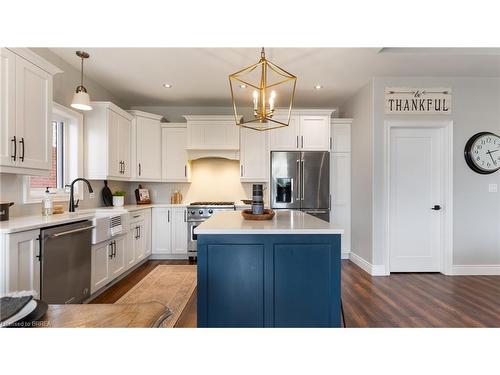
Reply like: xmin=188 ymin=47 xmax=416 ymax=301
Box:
xmin=91 ymin=209 xmax=152 ymax=295
xmin=91 ymin=240 xmax=111 ymax=294
xmin=171 ymin=208 xmax=188 ymax=254
xmin=152 ymin=207 xmax=187 ymax=257
xmin=109 ymin=235 xmax=126 ymax=279
xmin=0 ymin=229 xmax=41 ymax=296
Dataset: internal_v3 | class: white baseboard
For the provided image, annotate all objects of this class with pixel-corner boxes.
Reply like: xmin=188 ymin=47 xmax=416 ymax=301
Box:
xmin=341 ymin=252 xmax=350 ymax=260
xmin=451 ymin=265 xmax=500 ymax=276
xmin=348 ymin=252 xmax=388 ymax=276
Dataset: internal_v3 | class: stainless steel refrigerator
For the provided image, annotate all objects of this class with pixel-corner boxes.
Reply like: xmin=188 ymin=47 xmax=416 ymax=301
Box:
xmin=271 ymin=151 xmax=330 ymax=222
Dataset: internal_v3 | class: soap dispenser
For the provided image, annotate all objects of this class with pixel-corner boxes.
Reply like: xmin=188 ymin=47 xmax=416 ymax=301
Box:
xmin=42 ymin=187 xmax=53 ymax=216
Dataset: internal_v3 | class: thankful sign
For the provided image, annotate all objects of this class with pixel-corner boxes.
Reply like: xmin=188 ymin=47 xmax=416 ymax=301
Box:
xmin=385 ymin=87 xmax=452 ymax=114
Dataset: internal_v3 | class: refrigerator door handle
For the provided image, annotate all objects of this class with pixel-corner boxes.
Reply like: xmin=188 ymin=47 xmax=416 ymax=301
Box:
xmin=301 ymin=159 xmax=305 ymax=200
xmin=296 ymin=159 xmax=301 ymax=201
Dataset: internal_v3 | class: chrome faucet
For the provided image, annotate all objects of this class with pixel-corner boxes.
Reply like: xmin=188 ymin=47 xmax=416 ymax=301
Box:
xmin=66 ymin=178 xmax=94 ymax=212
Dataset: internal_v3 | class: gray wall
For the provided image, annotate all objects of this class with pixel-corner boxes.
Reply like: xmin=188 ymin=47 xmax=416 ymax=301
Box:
xmin=30 ymin=48 xmax=128 ymax=109
xmin=372 ymin=77 xmax=500 ymax=267
xmin=0 ymin=48 xmax=129 ymax=218
xmin=340 ymin=81 xmax=374 ymax=263
xmin=342 ymin=77 xmax=500 ymax=268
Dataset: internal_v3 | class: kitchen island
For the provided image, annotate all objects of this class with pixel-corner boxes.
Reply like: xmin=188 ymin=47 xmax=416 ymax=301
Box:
xmin=195 ymin=210 xmax=344 ymax=327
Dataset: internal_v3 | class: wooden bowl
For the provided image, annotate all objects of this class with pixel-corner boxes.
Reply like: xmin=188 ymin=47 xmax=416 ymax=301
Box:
xmin=241 ymin=209 xmax=275 ymax=221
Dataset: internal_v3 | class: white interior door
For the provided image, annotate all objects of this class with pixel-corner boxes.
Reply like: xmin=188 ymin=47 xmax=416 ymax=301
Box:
xmin=389 ymin=126 xmax=443 ymax=272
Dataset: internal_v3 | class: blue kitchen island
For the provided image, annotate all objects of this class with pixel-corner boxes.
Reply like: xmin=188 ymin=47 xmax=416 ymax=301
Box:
xmin=195 ymin=210 xmax=343 ymax=328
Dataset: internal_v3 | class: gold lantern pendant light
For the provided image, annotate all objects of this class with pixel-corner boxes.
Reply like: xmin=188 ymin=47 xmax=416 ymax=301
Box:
xmin=229 ymin=48 xmax=297 ymax=131
xmin=71 ymin=51 xmax=93 ymax=111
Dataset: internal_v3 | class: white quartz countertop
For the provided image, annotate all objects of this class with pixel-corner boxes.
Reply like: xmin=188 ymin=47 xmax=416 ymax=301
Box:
xmin=0 ymin=211 xmax=96 ymax=234
xmin=0 ymin=203 xmax=187 ymax=234
xmin=194 ymin=210 xmax=344 ymax=235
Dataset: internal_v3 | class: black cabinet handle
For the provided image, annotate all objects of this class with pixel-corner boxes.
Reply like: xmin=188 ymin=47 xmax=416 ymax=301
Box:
xmin=11 ymin=136 xmax=16 ymax=161
xmin=138 ymin=163 xmax=141 ymax=176
xmin=240 ymin=164 xmax=243 ymax=177
xmin=301 ymin=136 xmax=304 ymax=149
xmin=19 ymin=137 xmax=25 ymax=162
xmin=138 ymin=225 xmax=141 ymax=238
xmin=184 ymin=165 xmax=187 ymax=177
xmin=113 ymin=241 xmax=117 ymax=257
xmin=109 ymin=242 xmax=114 ymax=259
xmin=123 ymin=161 xmax=125 ymax=174
xmin=167 ymin=210 xmax=170 ymax=223
xmin=296 ymin=135 xmax=299 ymax=149
xmin=431 ymin=205 xmax=442 ymax=211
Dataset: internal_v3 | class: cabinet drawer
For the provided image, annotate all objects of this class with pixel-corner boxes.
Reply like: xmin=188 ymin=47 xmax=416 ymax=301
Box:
xmin=129 ymin=210 xmax=147 ymax=223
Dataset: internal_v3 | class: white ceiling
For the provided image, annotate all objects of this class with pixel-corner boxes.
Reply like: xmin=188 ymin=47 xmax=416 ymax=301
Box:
xmin=50 ymin=48 xmax=500 ymax=108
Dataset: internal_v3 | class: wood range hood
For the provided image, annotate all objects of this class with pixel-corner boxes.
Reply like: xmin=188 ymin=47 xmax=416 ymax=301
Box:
xmin=183 ymin=115 xmax=242 ymax=161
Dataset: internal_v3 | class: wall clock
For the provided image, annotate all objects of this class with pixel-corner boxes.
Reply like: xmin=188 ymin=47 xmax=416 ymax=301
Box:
xmin=464 ymin=132 xmax=500 ymax=174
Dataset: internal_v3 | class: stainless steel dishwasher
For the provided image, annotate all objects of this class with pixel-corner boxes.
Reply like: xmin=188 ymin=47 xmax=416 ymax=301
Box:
xmin=40 ymin=220 xmax=94 ymax=304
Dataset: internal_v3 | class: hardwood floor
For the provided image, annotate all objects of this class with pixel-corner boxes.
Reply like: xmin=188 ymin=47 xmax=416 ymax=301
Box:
xmin=91 ymin=259 xmax=500 ymax=328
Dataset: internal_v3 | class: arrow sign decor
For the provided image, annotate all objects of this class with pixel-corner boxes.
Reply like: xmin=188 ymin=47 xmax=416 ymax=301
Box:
xmin=385 ymin=87 xmax=452 ymax=114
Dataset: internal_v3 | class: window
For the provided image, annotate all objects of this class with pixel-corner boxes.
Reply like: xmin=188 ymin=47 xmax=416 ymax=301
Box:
xmin=29 ymin=121 xmax=65 ymax=192
xmin=24 ymin=103 xmax=83 ymax=203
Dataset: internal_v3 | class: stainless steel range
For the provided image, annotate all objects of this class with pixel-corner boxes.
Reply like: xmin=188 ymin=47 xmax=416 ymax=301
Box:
xmin=187 ymin=201 xmax=236 ymax=258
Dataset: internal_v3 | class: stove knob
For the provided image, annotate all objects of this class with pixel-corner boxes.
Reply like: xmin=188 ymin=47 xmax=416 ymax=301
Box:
xmin=208 ymin=209 xmax=213 ymax=214
xmin=191 ymin=210 xmax=195 ymax=214
xmin=199 ymin=210 xmax=203 ymax=214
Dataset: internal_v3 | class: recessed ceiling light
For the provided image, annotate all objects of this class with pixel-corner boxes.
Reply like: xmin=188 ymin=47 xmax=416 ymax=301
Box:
xmin=163 ymin=83 xmax=172 ymax=88
xmin=239 ymin=84 xmax=247 ymax=89
xmin=314 ymin=84 xmax=323 ymax=90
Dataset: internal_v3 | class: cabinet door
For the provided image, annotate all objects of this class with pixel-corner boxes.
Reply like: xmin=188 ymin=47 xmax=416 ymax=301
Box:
xmin=118 ymin=114 xmax=132 ymax=178
xmin=136 ymin=117 xmax=161 ymax=180
xmin=125 ymin=226 xmax=136 ymax=268
xmin=6 ymin=230 xmax=41 ymax=295
xmin=300 ymin=116 xmax=330 ymax=151
xmin=91 ymin=241 xmax=110 ymax=294
xmin=162 ymin=127 xmax=190 ymax=181
xmin=331 ymin=123 xmax=351 ymax=152
xmin=331 ymin=152 xmax=351 ymax=254
xmin=15 ymin=55 xmax=52 ymax=170
xmin=107 ymin=110 xmax=121 ymax=177
xmin=143 ymin=209 xmax=152 ymax=256
xmin=171 ymin=208 xmax=187 ymax=254
xmin=269 ymin=115 xmax=299 ymax=151
xmin=0 ymin=48 xmax=16 ymax=167
xmin=133 ymin=222 xmax=146 ymax=261
xmin=152 ymin=208 xmax=172 ymax=254
xmin=240 ymin=127 xmax=269 ymax=182
xmin=109 ymin=236 xmax=126 ymax=278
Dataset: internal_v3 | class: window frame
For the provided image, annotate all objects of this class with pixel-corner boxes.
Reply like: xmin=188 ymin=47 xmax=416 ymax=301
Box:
xmin=23 ymin=102 xmax=84 ymax=204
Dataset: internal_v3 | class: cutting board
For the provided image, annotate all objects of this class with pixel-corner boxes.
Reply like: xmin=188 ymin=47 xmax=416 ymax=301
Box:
xmin=102 ymin=180 xmax=113 ymax=206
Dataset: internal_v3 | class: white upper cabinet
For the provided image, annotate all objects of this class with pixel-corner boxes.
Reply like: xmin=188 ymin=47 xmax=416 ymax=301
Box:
xmin=331 ymin=118 xmax=352 ymax=153
xmin=268 ymin=115 xmax=300 ymax=151
xmin=128 ymin=110 xmax=162 ymax=181
xmin=240 ymin=127 xmax=269 ymax=182
xmin=84 ymin=102 xmax=133 ymax=180
xmin=300 ymin=115 xmax=331 ymax=150
xmin=0 ymin=48 xmax=61 ymax=175
xmin=161 ymin=124 xmax=191 ymax=182
xmin=269 ymin=110 xmax=335 ymax=151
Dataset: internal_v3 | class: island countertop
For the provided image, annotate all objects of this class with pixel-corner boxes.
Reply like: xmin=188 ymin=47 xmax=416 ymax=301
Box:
xmin=194 ymin=210 xmax=344 ymax=235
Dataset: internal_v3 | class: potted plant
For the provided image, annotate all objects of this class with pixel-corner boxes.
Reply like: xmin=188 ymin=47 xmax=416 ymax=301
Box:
xmin=112 ymin=191 xmax=126 ymax=207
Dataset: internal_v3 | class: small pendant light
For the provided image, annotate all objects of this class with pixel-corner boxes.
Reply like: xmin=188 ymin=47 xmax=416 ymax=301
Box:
xmin=71 ymin=51 xmax=92 ymax=111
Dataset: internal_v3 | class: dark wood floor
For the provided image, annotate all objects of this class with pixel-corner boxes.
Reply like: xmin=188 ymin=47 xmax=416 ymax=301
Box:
xmin=91 ymin=259 xmax=500 ymax=328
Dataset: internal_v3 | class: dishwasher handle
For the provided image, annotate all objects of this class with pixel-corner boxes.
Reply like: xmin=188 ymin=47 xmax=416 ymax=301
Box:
xmin=47 ymin=225 xmax=95 ymax=238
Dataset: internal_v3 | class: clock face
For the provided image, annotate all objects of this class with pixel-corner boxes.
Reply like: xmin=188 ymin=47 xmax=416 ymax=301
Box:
xmin=464 ymin=132 xmax=500 ymax=174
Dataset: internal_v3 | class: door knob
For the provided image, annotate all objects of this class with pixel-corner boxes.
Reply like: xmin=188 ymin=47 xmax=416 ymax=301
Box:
xmin=431 ymin=205 xmax=441 ymax=211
